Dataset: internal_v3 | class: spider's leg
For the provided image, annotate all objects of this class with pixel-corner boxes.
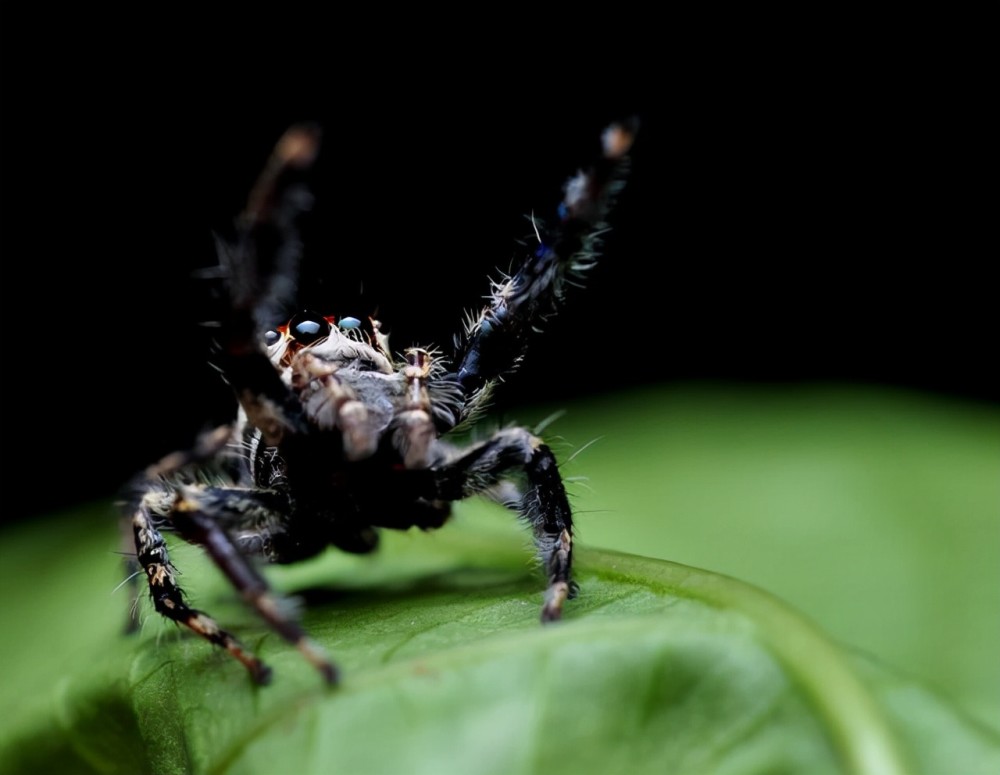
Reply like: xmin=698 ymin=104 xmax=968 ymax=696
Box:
xmin=453 ymin=120 xmax=637 ymax=404
xmin=171 ymin=486 xmax=338 ymax=684
xmin=435 ymin=428 xmax=575 ymax=621
xmin=120 ymin=425 xmax=235 ymax=634
xmin=119 ymin=511 xmax=142 ymax=634
xmin=212 ymin=125 xmax=323 ymax=445
xmin=131 ymin=492 xmax=273 ymax=684
xmin=135 ymin=484 xmax=338 ymax=684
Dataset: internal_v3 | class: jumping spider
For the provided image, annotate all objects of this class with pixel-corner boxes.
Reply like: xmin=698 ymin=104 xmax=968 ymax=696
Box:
xmin=123 ymin=120 xmax=636 ymax=684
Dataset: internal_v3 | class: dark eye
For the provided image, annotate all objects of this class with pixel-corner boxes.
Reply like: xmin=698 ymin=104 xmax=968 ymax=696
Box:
xmin=288 ymin=310 xmax=331 ymax=345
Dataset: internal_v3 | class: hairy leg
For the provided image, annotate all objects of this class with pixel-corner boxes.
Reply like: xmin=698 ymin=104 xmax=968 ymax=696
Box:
xmin=132 ymin=485 xmax=337 ymax=684
xmin=131 ymin=492 xmax=273 ymax=684
xmin=434 ymin=428 xmax=576 ymax=621
xmin=454 ymin=120 xmax=637 ymax=399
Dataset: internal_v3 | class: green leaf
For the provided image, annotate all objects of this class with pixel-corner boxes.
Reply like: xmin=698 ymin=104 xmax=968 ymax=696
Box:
xmin=553 ymin=385 xmax=1000 ymax=727
xmin=1 ymin=502 xmax=997 ymax=775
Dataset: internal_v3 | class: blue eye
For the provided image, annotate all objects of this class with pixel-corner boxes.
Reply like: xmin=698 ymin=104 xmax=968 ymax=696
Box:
xmin=339 ymin=317 xmax=362 ymax=330
xmin=288 ymin=311 xmax=331 ymax=345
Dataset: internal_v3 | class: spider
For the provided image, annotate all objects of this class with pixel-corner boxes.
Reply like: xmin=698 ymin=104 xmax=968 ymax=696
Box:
xmin=123 ymin=119 xmax=636 ymax=685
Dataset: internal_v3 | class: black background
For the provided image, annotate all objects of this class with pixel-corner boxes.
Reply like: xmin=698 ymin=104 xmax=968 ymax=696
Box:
xmin=1 ymin=31 xmax=993 ymax=522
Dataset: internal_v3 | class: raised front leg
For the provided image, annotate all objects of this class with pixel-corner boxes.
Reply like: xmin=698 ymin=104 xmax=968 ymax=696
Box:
xmin=213 ymin=124 xmax=323 ymax=446
xmin=454 ymin=120 xmax=636 ymax=397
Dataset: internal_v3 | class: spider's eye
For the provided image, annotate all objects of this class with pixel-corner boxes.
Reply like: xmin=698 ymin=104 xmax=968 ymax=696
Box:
xmin=263 ymin=329 xmax=281 ymax=346
xmin=288 ymin=311 xmax=331 ymax=345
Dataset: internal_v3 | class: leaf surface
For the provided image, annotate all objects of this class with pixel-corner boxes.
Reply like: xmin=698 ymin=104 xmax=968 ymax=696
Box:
xmin=1 ymin=505 xmax=996 ymax=775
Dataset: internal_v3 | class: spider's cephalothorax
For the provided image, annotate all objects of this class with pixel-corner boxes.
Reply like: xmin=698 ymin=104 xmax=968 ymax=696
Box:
xmin=123 ymin=121 xmax=636 ymax=684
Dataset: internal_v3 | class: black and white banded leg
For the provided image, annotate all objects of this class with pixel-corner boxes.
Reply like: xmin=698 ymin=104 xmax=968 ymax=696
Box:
xmin=435 ymin=428 xmax=576 ymax=621
xmin=132 ymin=487 xmax=337 ymax=684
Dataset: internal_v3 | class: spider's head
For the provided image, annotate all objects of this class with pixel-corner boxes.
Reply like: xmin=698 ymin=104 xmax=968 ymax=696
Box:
xmin=260 ymin=311 xmax=399 ymax=456
xmin=262 ymin=310 xmax=333 ymax=361
xmin=263 ymin=311 xmax=393 ymax=375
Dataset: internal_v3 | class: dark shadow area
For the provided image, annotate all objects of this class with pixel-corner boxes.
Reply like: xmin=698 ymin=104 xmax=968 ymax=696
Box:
xmin=3 ymin=48 xmax=991 ymax=523
xmin=287 ymin=565 xmax=535 ymax=608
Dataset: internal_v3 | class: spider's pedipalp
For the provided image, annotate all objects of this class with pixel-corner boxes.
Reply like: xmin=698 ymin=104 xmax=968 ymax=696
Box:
xmin=290 ymin=351 xmax=378 ymax=460
xmin=392 ymin=348 xmax=436 ymax=469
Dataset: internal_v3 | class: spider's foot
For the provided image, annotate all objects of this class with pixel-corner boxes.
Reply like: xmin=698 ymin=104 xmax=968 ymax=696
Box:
xmin=297 ymin=636 xmax=340 ymax=685
xmin=211 ymin=625 xmax=271 ymax=685
xmin=541 ymin=580 xmax=571 ymax=623
xmin=540 ymin=528 xmax=574 ymax=622
xmin=248 ymin=659 xmax=273 ymax=686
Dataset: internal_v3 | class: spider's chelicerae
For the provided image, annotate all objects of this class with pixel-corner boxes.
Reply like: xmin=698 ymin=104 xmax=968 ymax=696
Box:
xmin=123 ymin=120 xmax=636 ymax=684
